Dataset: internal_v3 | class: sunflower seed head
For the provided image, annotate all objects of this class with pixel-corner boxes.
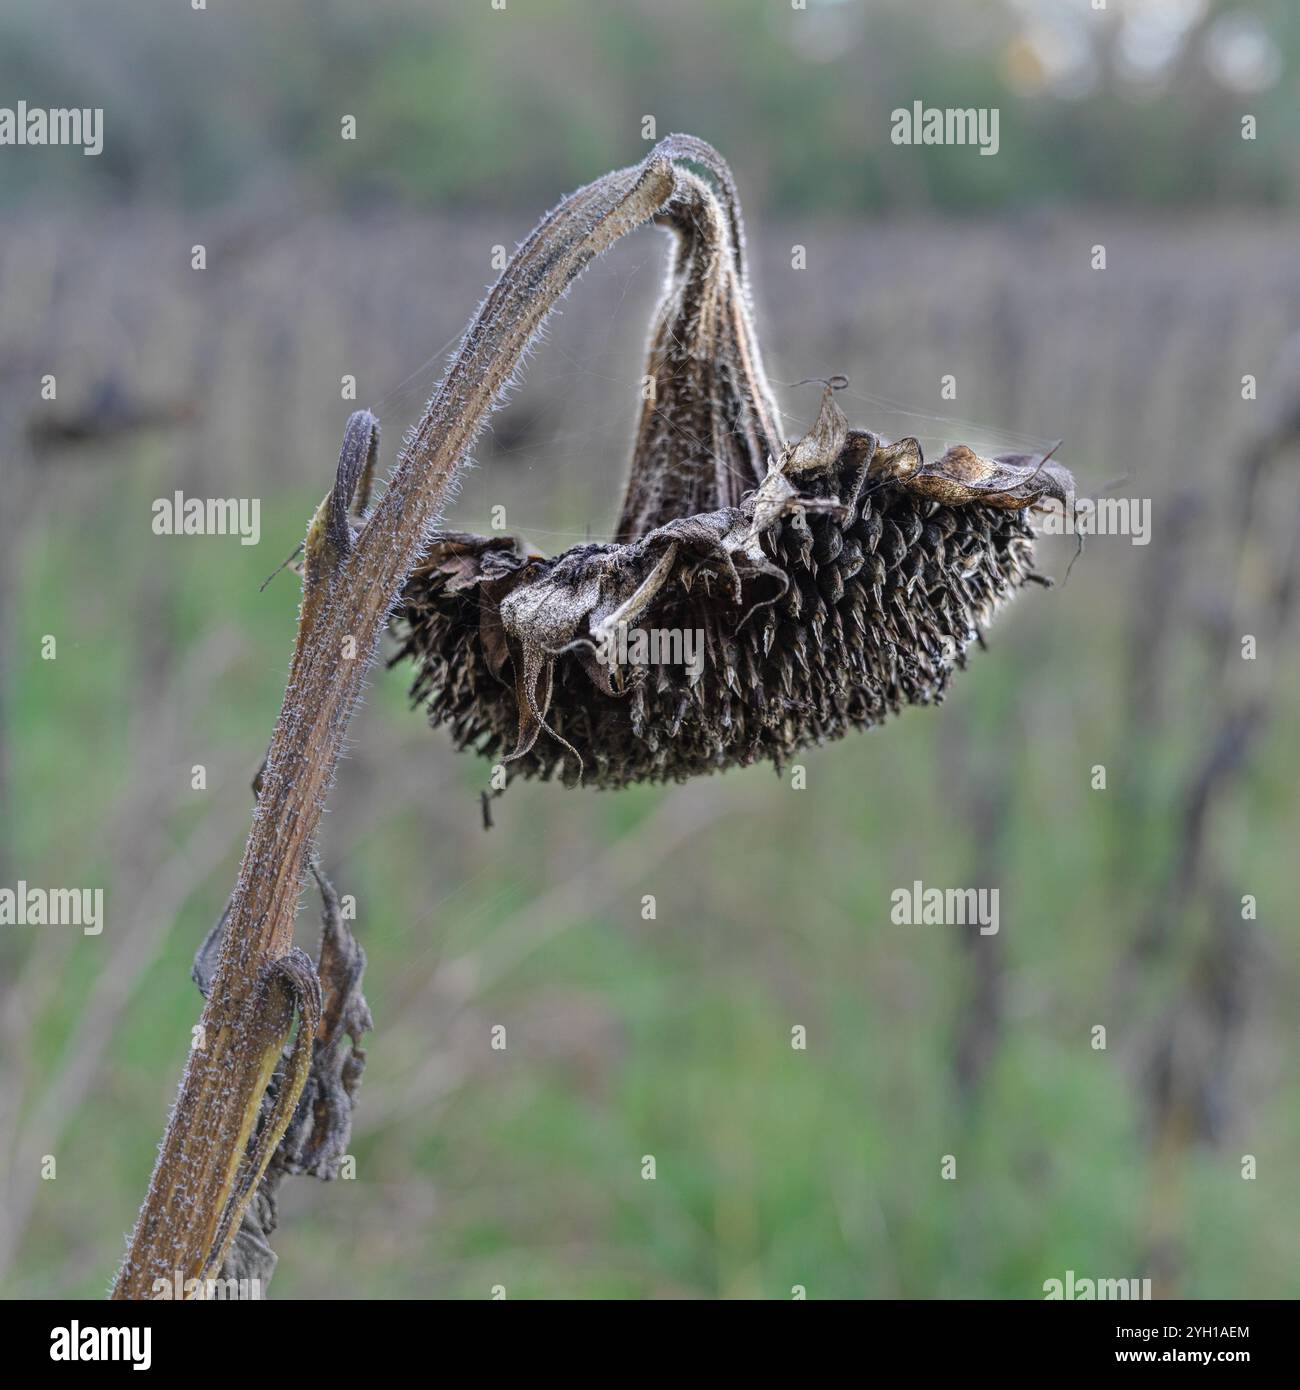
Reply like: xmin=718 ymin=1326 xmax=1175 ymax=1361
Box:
xmin=386 ymin=138 xmax=1070 ymax=791
xmin=391 ymin=416 xmax=1054 ymax=790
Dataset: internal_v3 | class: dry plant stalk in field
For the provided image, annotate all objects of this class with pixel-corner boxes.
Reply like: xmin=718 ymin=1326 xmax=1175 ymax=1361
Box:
xmin=113 ymin=135 xmax=1070 ymax=1297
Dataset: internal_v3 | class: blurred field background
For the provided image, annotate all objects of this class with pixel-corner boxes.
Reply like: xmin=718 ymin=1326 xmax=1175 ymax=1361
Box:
xmin=1 ymin=0 xmax=1299 ymax=1299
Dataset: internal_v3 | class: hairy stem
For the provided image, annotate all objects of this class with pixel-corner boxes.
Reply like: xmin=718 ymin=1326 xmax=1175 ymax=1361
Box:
xmin=112 ymin=139 xmax=696 ymax=1298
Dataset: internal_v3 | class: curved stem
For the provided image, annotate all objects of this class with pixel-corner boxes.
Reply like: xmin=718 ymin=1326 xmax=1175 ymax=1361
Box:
xmin=112 ymin=140 xmax=689 ymax=1298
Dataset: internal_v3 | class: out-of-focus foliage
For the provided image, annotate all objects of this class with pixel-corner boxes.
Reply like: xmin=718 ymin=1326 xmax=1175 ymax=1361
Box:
xmin=0 ymin=0 xmax=1295 ymax=214
xmin=3 ymin=207 xmax=1298 ymax=1298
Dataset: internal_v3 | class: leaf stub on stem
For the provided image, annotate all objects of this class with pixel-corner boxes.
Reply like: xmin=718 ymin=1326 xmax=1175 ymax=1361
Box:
xmin=200 ymin=948 xmax=321 ymax=1285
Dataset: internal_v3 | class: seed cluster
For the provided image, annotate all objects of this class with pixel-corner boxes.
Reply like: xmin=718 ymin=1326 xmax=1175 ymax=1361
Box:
xmin=391 ymin=437 xmax=1042 ymax=790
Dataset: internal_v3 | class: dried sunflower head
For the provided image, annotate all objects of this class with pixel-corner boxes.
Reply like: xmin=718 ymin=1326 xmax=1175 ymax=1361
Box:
xmin=388 ymin=136 xmax=1072 ymax=790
